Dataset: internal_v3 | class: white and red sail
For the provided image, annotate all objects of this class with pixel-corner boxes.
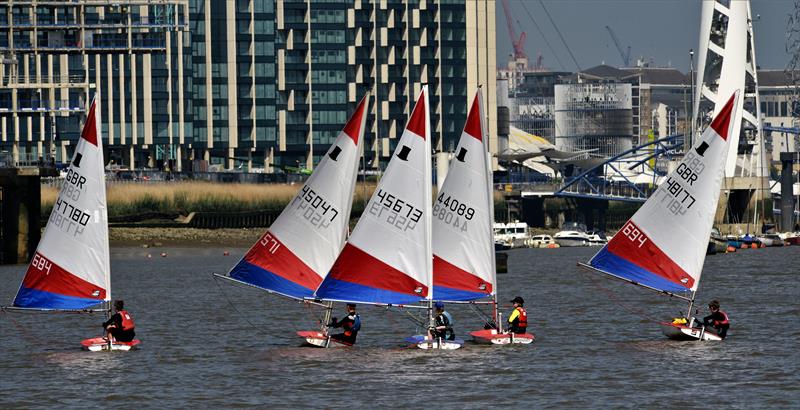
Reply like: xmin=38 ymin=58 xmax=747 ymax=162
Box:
xmin=228 ymin=95 xmax=370 ymax=299
xmin=13 ymin=96 xmax=110 ymax=310
xmin=316 ymin=87 xmax=433 ymax=305
xmin=433 ymin=90 xmax=495 ymax=301
xmin=588 ymin=91 xmax=740 ymax=294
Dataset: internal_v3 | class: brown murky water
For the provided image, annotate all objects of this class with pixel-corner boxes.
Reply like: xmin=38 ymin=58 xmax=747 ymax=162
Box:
xmin=1 ymin=245 xmax=798 ymax=407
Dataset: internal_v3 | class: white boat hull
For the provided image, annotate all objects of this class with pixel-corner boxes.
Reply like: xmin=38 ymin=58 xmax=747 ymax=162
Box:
xmin=406 ymin=335 xmax=463 ymax=350
xmin=296 ymin=331 xmax=351 ymax=348
xmin=81 ymin=337 xmax=141 ymax=352
xmin=660 ymin=323 xmax=723 ymax=341
xmin=470 ymin=329 xmax=535 ymax=345
xmin=554 ymin=238 xmax=588 ymax=247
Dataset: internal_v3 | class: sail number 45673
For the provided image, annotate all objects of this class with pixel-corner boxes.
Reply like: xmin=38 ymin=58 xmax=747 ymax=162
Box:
xmin=368 ymin=188 xmax=423 ymax=232
xmin=621 ymin=221 xmax=648 ymax=248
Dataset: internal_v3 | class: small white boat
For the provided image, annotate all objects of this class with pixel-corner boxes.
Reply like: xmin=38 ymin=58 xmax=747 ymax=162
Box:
xmin=493 ymin=221 xmax=531 ymax=248
xmin=756 ymin=234 xmax=783 ymax=247
xmin=553 ymin=230 xmax=590 ymax=247
xmin=659 ymin=322 xmax=723 ymax=341
xmin=405 ymin=335 xmax=465 ymax=350
xmin=586 ymin=232 xmax=608 ymax=246
xmin=530 ymin=234 xmax=558 ymax=248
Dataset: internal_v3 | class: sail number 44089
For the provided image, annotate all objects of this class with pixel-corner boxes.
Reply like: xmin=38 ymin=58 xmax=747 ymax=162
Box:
xmin=621 ymin=221 xmax=648 ymax=248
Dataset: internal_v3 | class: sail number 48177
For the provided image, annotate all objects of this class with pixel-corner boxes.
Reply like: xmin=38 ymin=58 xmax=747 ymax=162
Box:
xmin=621 ymin=221 xmax=648 ymax=248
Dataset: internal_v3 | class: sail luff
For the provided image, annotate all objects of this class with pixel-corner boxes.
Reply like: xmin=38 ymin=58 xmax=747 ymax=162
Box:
xmin=478 ymin=88 xmax=498 ymax=297
xmin=423 ymin=87 xmax=433 ymax=301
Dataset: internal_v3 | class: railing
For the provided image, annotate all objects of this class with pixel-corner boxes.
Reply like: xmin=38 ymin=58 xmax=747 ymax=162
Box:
xmin=555 ymin=134 xmax=684 ymax=203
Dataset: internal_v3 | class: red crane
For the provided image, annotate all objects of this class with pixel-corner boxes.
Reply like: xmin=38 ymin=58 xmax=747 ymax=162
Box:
xmin=501 ymin=0 xmax=527 ymax=61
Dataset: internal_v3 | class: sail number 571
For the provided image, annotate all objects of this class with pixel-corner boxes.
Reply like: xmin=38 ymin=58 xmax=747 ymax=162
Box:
xmin=621 ymin=222 xmax=648 ymax=248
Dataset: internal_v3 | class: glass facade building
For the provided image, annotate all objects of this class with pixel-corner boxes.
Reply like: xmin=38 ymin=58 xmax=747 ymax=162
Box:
xmin=1 ymin=0 xmax=496 ymax=171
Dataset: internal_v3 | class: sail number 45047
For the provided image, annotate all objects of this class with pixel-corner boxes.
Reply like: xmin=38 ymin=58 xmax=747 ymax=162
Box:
xmin=291 ymin=185 xmax=340 ymax=229
xmin=621 ymin=221 xmax=648 ymax=248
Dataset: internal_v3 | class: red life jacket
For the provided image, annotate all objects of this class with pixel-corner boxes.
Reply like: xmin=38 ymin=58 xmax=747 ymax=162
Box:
xmin=119 ymin=310 xmax=135 ymax=331
xmin=713 ymin=310 xmax=729 ymax=327
xmin=515 ymin=307 xmax=528 ymax=328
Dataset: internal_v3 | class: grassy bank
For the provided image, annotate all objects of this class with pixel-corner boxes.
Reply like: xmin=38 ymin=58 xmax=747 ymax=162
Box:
xmin=41 ymin=182 xmax=377 ymax=218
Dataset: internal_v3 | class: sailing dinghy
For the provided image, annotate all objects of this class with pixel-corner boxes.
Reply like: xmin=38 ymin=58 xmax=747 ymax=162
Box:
xmin=427 ymin=89 xmax=533 ymax=345
xmin=4 ymin=96 xmax=140 ymax=351
xmin=578 ymin=91 xmax=740 ymax=342
xmin=215 ymin=94 xmax=369 ymax=348
xmin=314 ymin=87 xmax=457 ymax=348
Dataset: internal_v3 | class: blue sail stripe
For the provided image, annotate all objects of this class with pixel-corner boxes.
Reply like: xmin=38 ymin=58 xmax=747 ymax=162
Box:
xmin=590 ymin=247 xmax=690 ymax=293
xmin=14 ymin=287 xmax=104 ymax=310
xmin=433 ymin=286 xmax=489 ymax=302
xmin=229 ymin=260 xmax=315 ymax=299
xmin=316 ymin=277 xmax=424 ymax=305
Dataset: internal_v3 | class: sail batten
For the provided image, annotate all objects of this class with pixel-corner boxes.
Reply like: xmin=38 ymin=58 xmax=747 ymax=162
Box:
xmin=228 ymin=95 xmax=370 ymax=299
xmin=12 ymin=96 xmax=110 ymax=310
xmin=315 ymin=87 xmax=433 ymax=305
xmin=587 ymin=91 xmax=740 ymax=295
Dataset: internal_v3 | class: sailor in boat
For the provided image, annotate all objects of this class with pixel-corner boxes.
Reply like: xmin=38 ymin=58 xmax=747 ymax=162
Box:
xmin=428 ymin=301 xmax=456 ymax=341
xmin=327 ymin=304 xmax=361 ymax=345
xmin=507 ymin=297 xmax=528 ymax=334
xmin=102 ymin=300 xmax=136 ymax=342
xmin=694 ymin=300 xmax=730 ymax=339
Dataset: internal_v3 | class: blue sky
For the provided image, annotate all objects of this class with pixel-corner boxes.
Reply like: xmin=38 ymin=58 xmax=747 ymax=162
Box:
xmin=496 ymin=0 xmax=793 ymax=71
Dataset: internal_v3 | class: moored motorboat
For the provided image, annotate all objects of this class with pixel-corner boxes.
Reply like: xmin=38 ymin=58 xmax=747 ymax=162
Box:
xmin=554 ymin=230 xmax=589 ymax=247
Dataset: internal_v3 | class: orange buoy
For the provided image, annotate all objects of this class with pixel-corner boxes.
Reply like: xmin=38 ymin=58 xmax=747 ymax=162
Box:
xmin=759 ymin=243 xmax=765 ymax=248
xmin=750 ymin=243 xmax=758 ymax=249
xmin=726 ymin=246 xmax=736 ymax=253
xmin=740 ymin=243 xmax=747 ymax=249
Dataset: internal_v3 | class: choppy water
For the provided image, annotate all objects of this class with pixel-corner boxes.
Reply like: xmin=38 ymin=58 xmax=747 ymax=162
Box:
xmin=1 ymin=245 xmax=798 ymax=408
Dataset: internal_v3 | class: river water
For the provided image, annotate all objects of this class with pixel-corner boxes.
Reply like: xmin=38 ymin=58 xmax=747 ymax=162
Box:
xmin=1 ymin=245 xmax=798 ymax=408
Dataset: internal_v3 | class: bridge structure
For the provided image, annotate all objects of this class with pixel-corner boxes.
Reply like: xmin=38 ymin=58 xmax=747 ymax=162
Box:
xmin=553 ymin=134 xmax=684 ymax=202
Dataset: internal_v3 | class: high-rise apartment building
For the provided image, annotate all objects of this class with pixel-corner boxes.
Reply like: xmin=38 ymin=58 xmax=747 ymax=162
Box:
xmin=0 ymin=1 xmax=190 ymax=169
xmin=2 ymin=0 xmax=496 ymax=172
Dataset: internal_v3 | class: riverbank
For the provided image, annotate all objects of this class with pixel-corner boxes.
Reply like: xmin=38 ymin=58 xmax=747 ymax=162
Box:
xmin=110 ymin=227 xmax=263 ymax=247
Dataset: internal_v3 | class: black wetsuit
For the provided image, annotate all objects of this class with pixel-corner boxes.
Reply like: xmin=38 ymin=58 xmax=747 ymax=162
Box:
xmin=102 ymin=313 xmax=136 ymax=342
xmin=330 ymin=313 xmax=360 ymax=345
xmin=702 ymin=311 xmax=730 ymax=339
xmin=432 ymin=312 xmax=455 ymax=340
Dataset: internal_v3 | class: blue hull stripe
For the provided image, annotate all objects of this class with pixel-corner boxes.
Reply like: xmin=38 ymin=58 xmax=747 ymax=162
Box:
xmin=316 ymin=277 xmax=424 ymax=305
xmin=433 ymin=286 xmax=489 ymax=302
xmin=14 ymin=287 xmax=103 ymax=310
xmin=229 ymin=260 xmax=314 ymax=299
xmin=590 ymin=247 xmax=689 ymax=293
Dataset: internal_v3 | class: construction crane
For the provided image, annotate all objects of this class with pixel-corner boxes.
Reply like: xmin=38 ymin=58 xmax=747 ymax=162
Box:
xmin=501 ymin=0 xmax=527 ymax=61
xmin=605 ymin=25 xmax=631 ymax=67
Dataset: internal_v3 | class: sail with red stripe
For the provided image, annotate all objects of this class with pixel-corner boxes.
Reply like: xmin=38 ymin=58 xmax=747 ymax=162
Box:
xmin=227 ymin=94 xmax=369 ymax=299
xmin=433 ymin=89 xmax=495 ymax=301
xmin=588 ymin=91 xmax=740 ymax=294
xmin=315 ymin=87 xmax=433 ymax=305
xmin=13 ymin=96 xmax=110 ymax=310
